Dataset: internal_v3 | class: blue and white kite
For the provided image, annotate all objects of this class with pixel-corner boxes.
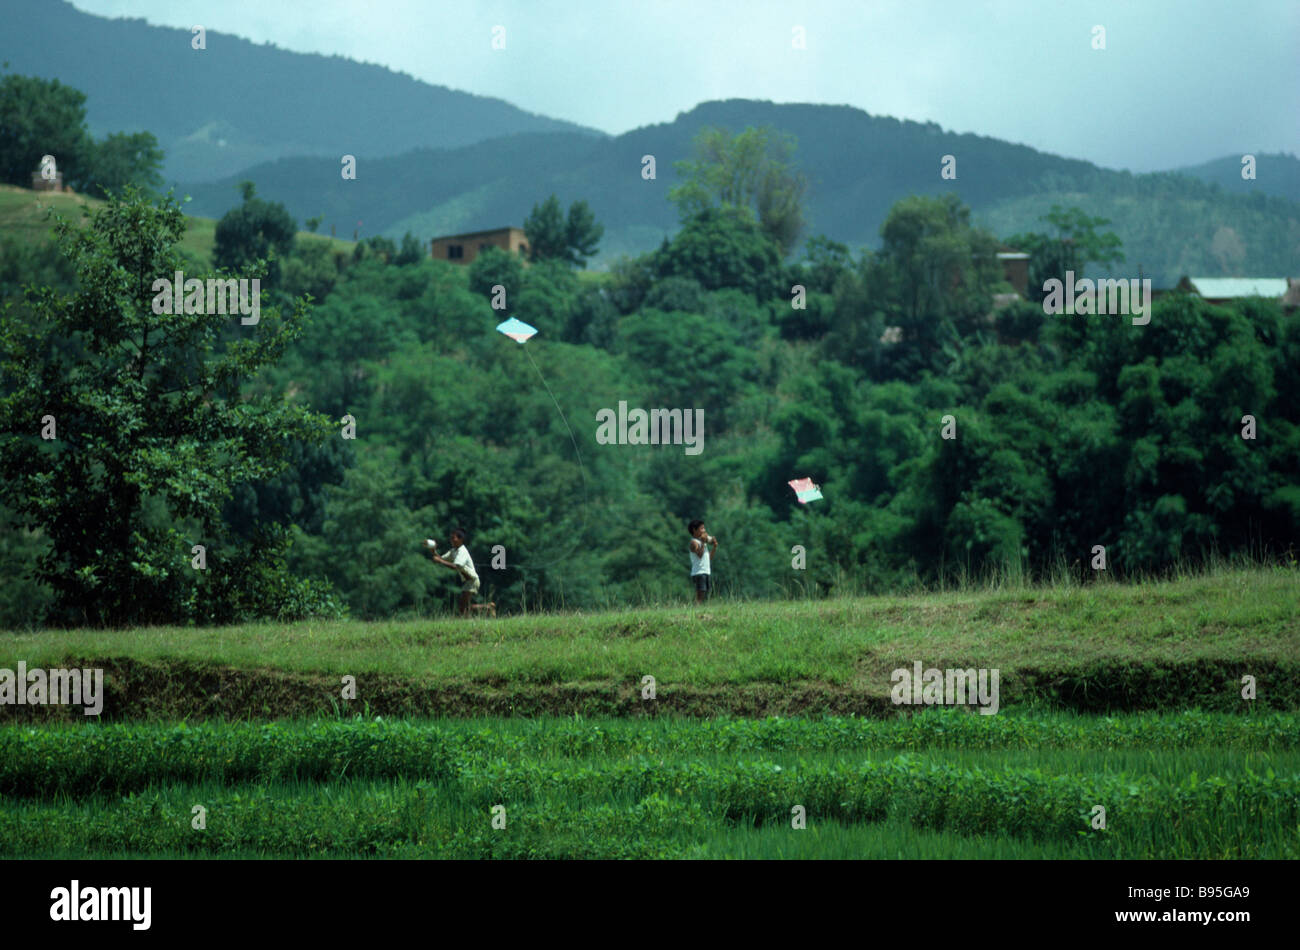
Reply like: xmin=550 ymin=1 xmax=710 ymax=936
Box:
xmin=495 ymin=317 xmax=538 ymax=344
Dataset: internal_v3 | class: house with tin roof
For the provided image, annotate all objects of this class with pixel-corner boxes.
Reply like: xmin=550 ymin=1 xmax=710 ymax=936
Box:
xmin=1174 ymin=276 xmax=1297 ymax=308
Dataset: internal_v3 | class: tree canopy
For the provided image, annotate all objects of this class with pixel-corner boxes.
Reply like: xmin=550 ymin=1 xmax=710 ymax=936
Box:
xmin=0 ymin=187 xmax=339 ymax=626
xmin=0 ymin=71 xmax=164 ymax=196
xmin=523 ymin=194 xmax=605 ymax=268
xmin=670 ymin=125 xmax=809 ymax=257
xmin=214 ymin=181 xmax=298 ymax=285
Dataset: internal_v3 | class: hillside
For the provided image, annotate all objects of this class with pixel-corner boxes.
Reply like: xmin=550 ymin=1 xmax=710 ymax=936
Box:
xmin=0 ymin=0 xmax=605 ymax=183
xmin=1175 ymin=151 xmax=1300 ymax=204
xmin=176 ymin=100 xmax=1300 ymax=283
xmin=0 ymin=183 xmax=351 ymax=263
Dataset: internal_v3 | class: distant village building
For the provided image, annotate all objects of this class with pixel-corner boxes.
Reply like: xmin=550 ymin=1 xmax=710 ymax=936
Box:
xmin=902 ymin=245 xmax=1036 ymax=339
xmin=1175 ymin=276 xmax=1297 ymax=308
xmin=996 ymin=249 xmax=1030 ymax=297
xmin=30 ymin=163 xmax=68 ymax=193
xmin=430 ymin=226 xmax=529 ymax=265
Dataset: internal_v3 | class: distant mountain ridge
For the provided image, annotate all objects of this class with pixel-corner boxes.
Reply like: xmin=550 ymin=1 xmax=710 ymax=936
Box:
xmin=0 ymin=0 xmax=606 ymax=182
xmin=1174 ymin=153 xmax=1300 ymax=205
xmin=178 ymin=100 xmax=1300 ymax=284
xmin=5 ymin=3 xmax=1296 ymax=284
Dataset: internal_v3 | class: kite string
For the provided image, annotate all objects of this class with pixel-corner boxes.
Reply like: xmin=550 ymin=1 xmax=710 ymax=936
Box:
xmin=522 ymin=342 xmax=590 ymax=524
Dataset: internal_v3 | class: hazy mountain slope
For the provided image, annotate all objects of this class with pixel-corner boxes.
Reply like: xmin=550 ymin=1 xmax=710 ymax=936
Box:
xmin=178 ymin=100 xmax=1300 ymax=282
xmin=0 ymin=0 xmax=605 ymax=182
xmin=1174 ymin=153 xmax=1300 ymax=205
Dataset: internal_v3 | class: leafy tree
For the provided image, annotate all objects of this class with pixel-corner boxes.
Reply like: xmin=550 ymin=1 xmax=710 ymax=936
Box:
xmin=396 ymin=231 xmax=425 ymax=266
xmin=0 ymin=503 xmax=54 ymax=628
xmin=0 ymin=187 xmax=337 ymax=626
xmin=670 ymin=125 xmax=808 ymax=256
xmin=81 ymin=130 xmax=165 ymax=198
xmin=615 ymin=308 xmax=760 ymax=428
xmin=516 ymin=259 xmax=577 ymax=335
xmin=655 ymin=205 xmax=783 ymax=299
xmin=0 ymin=236 xmax=76 ymax=302
xmin=214 ymin=181 xmax=297 ymax=284
xmin=0 ymin=72 xmax=94 ymax=188
xmin=289 ymin=457 xmax=439 ymax=619
xmin=523 ymin=194 xmax=604 ymax=268
xmin=281 ymin=239 xmax=340 ymax=305
xmin=354 ymin=235 xmax=396 ymax=264
xmin=818 ymin=250 xmax=888 ymax=369
xmin=1007 ymin=205 xmax=1124 ymax=302
xmin=565 ymin=285 xmax=619 ymax=347
xmin=561 ymin=200 xmax=604 ymax=267
xmin=798 ymin=235 xmax=852 ymax=292
xmin=468 ymin=245 xmax=524 ymax=302
xmin=643 ymin=275 xmax=705 ymax=313
xmin=606 ymin=253 xmax=657 ymax=314
xmin=862 ymin=193 xmax=1002 ymax=378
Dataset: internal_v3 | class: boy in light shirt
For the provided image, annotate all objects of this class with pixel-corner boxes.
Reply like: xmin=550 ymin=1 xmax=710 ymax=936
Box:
xmin=428 ymin=527 xmax=494 ymax=617
xmin=687 ymin=519 xmax=718 ymax=604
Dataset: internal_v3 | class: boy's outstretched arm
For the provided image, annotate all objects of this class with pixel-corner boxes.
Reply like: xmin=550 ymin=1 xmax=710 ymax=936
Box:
xmin=430 ymin=551 xmax=468 ymax=578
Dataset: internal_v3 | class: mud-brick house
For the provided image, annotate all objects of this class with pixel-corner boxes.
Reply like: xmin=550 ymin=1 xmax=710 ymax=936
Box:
xmin=30 ymin=163 xmax=68 ymax=193
xmin=430 ymin=226 xmax=529 ymax=265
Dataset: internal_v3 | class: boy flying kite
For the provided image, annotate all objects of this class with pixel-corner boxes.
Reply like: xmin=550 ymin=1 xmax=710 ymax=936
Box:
xmin=687 ymin=519 xmax=718 ymax=604
xmin=427 ymin=528 xmax=495 ymax=617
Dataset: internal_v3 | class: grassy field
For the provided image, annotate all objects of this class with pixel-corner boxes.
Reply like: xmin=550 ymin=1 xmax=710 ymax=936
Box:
xmin=0 ymin=183 xmax=350 ymax=263
xmin=2 ymin=567 xmax=1296 ymax=858
xmin=1 ymin=712 xmax=1296 ymax=858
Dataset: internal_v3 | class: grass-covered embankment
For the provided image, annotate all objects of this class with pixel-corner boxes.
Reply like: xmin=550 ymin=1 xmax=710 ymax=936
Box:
xmin=2 ymin=567 xmax=1296 ymax=719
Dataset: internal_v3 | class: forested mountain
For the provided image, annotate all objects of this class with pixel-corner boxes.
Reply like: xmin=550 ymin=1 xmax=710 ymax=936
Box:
xmin=0 ymin=0 xmax=604 ymax=183
xmin=177 ymin=100 xmax=1300 ymax=284
xmin=1175 ymin=152 xmax=1300 ymax=204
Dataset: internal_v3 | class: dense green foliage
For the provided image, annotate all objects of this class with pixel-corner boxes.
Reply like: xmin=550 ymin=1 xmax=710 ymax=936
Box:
xmin=0 ymin=188 xmax=340 ymax=626
xmin=522 ymin=194 xmax=604 ymax=268
xmin=2 ymin=98 xmax=1297 ymax=625
xmin=0 ymin=71 xmax=163 ymax=197
xmin=298 ymin=183 xmax=1296 ymax=616
xmin=1006 ymin=205 xmax=1125 ymax=304
xmin=669 ymin=125 xmax=808 ymax=256
xmin=4 ymin=181 xmax=1299 ymax=623
xmin=213 ymin=181 xmax=297 ymax=285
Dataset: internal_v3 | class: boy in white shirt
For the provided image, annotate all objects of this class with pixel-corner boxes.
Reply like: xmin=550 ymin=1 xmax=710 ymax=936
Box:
xmin=687 ymin=519 xmax=718 ymax=604
xmin=428 ymin=527 xmax=494 ymax=617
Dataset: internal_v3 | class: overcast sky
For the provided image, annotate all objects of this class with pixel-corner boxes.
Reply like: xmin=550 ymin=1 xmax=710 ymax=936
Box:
xmin=72 ymin=0 xmax=1299 ymax=172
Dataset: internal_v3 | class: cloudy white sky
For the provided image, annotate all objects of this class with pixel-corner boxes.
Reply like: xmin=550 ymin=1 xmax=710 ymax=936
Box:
xmin=71 ymin=0 xmax=1299 ymax=172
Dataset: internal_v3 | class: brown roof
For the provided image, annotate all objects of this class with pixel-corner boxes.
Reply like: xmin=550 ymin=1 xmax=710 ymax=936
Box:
xmin=430 ymin=226 xmax=524 ymax=242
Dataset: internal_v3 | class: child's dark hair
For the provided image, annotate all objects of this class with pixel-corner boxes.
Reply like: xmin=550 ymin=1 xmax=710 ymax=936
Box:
xmin=451 ymin=526 xmax=470 ymax=543
xmin=687 ymin=519 xmax=704 ymax=534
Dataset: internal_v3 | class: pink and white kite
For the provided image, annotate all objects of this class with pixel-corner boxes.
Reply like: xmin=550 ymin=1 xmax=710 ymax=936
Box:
xmin=787 ymin=477 xmax=823 ymax=504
